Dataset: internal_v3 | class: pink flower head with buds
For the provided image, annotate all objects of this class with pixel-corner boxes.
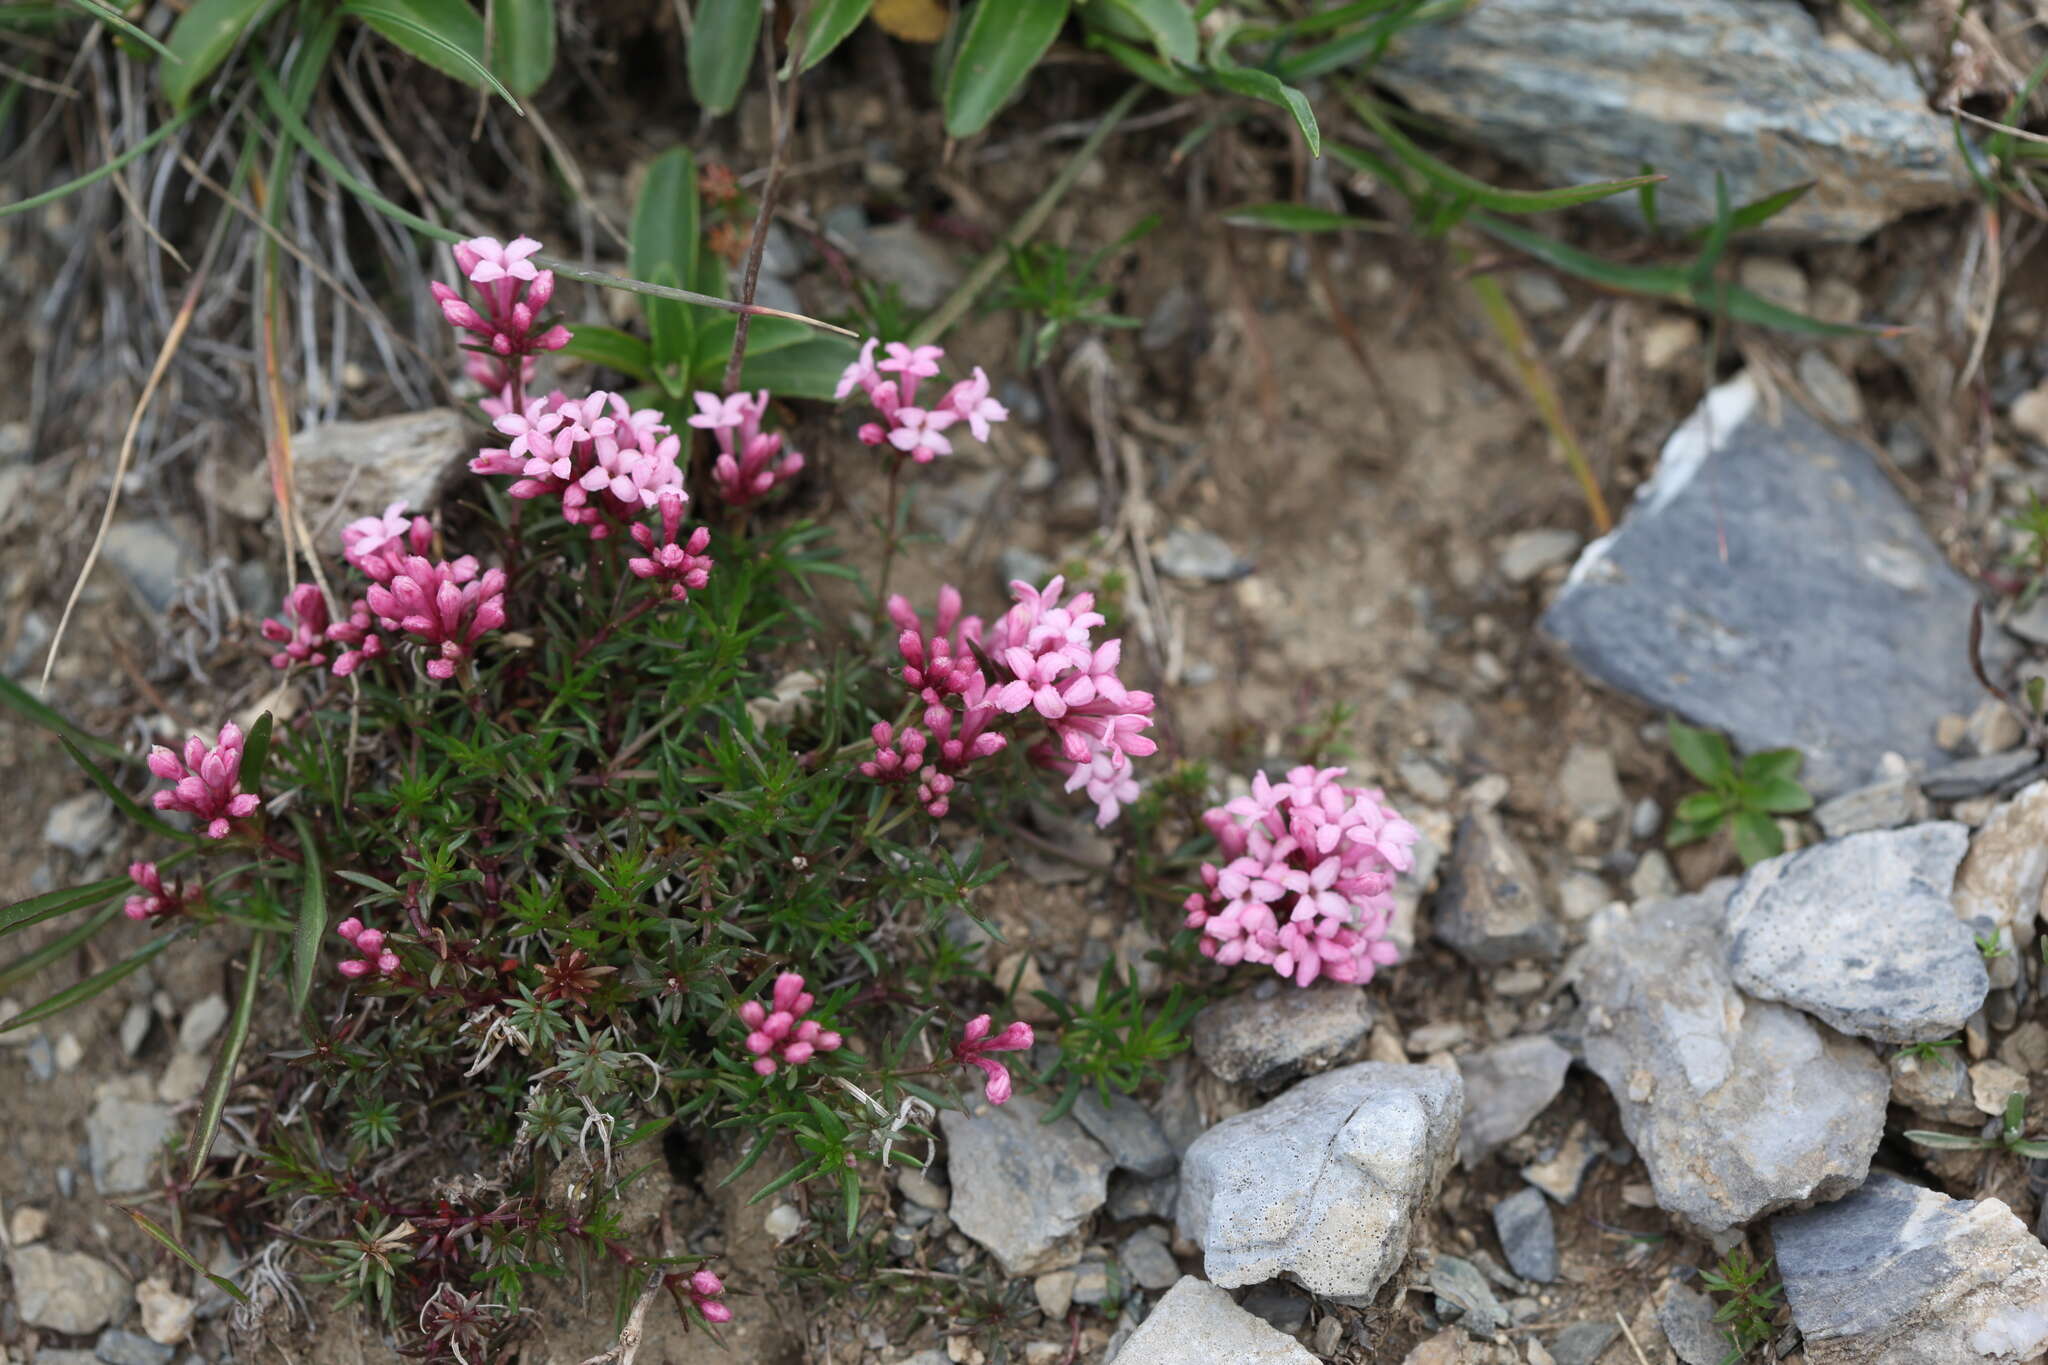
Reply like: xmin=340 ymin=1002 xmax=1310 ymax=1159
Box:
xmin=737 ymin=972 xmax=842 ymax=1076
xmin=124 ymin=861 xmax=197 ymax=922
xmin=261 ymin=584 xmax=329 ymax=670
xmin=335 ymin=917 xmax=400 ymax=979
xmin=364 ymin=557 xmax=507 ymax=681
xmin=148 ymin=723 xmax=260 ymax=839
xmin=690 ymin=390 xmax=806 ymax=508
xmin=474 ymin=390 xmax=686 ymax=538
xmin=432 ymin=235 xmax=571 ymax=411
xmin=324 ymin=598 xmax=386 ymax=677
xmin=628 ymin=492 xmax=715 ymax=604
xmin=862 ymin=588 xmax=1010 ymax=817
xmin=341 ymin=503 xmax=436 ymax=585
xmin=1183 ymin=766 xmax=1419 ymax=987
xmin=837 ymin=338 xmax=1008 ymax=462
xmin=952 ymin=1015 xmax=1034 ymax=1105
xmin=685 ymin=1269 xmax=731 ymax=1325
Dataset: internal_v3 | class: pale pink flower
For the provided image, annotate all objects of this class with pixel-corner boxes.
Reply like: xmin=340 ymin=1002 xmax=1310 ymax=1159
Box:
xmin=686 ymin=1269 xmax=732 ymax=1325
xmin=148 ymin=723 xmax=261 ymax=839
xmin=474 ymin=391 xmax=686 ymax=538
xmin=878 ymin=342 xmax=944 ymax=382
xmin=939 ymin=368 xmax=1009 ymax=442
xmin=835 ymin=337 xmax=881 ymax=400
xmin=336 ymin=916 xmax=400 ymax=979
xmin=837 ymin=338 xmax=1008 ymax=461
xmin=736 ymin=972 xmax=843 ymax=1076
xmin=341 ymin=502 xmax=434 ymax=584
xmin=364 ymin=557 xmax=507 ymax=681
xmin=628 ymin=492 xmax=715 ymax=603
xmin=434 ymin=235 xmax=569 ymax=409
xmin=261 ymin=584 xmax=329 ymax=670
xmin=886 ymin=407 xmax=956 ymax=462
xmin=952 ymin=1015 xmax=1034 ymax=1105
xmin=124 ymin=861 xmax=197 ymax=922
xmin=690 ymin=390 xmax=806 ymax=508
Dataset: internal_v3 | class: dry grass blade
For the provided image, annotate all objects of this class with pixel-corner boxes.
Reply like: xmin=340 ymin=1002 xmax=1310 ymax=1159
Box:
xmin=725 ymin=0 xmax=810 ymax=392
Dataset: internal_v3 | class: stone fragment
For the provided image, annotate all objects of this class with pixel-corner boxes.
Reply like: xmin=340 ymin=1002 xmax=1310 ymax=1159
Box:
xmin=942 ymin=1095 xmax=1111 ymax=1277
xmin=1112 ymin=1277 xmax=1317 ymax=1365
xmin=88 ymin=1092 xmax=175 ymax=1193
xmin=1190 ymin=983 xmax=1372 ymax=1090
xmin=1434 ymin=811 xmax=1561 ymax=964
xmin=1071 ymin=1091 xmax=1176 ymax=1178
xmin=1456 ymin=1034 xmax=1573 ymax=1166
xmin=1492 ymin=1187 xmax=1559 ymax=1284
xmin=8 ymin=1245 xmax=130 ymax=1334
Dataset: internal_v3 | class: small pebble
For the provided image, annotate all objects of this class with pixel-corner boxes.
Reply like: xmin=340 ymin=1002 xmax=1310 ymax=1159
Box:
xmin=764 ymin=1203 xmax=803 ymax=1243
xmin=9 ymin=1204 xmax=49 ymax=1244
xmin=55 ymin=1031 xmax=84 ymax=1073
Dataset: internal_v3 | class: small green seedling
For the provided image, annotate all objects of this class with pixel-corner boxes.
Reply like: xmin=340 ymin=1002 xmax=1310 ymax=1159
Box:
xmin=1699 ymin=1247 xmax=1781 ymax=1364
xmin=1897 ymin=1037 xmax=1962 ymax=1064
xmin=1977 ymin=931 xmax=2012 ymax=962
xmin=991 ymin=214 xmax=1158 ymax=370
xmin=1905 ymin=1091 xmax=2048 ymax=1159
xmin=1663 ymin=717 xmax=1813 ymax=866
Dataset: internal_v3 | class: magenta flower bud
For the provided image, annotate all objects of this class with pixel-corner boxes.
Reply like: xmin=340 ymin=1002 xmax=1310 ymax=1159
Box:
xmin=338 ymin=959 xmax=369 ymax=979
xmin=336 ymin=917 xmax=364 ymax=943
xmin=353 ymin=928 xmax=385 ymax=955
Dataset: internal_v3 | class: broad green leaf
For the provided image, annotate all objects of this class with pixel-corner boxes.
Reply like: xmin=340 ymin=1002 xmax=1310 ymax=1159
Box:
xmin=344 ymin=0 xmax=524 ymax=111
xmin=1207 ymin=66 xmax=1319 ymax=156
xmin=735 ymin=335 xmax=862 ymax=401
xmin=561 ymin=324 xmax=656 ymax=382
xmin=62 ymin=738 xmax=186 ymax=840
xmin=160 ymin=0 xmax=282 ymax=108
xmin=1673 ymin=791 xmax=1726 ymax=824
xmin=1730 ymin=809 xmax=1783 ymax=867
xmin=632 ymin=148 xmax=701 ymax=374
xmin=690 ymin=314 xmax=820 ymax=380
xmin=1738 ymin=748 xmax=1803 ymax=783
xmin=1221 ymin=201 xmax=1391 ymax=233
xmin=647 ymin=265 xmax=693 ymax=396
xmin=0 ymin=929 xmax=177 ymax=1034
xmin=117 ymin=1206 xmax=251 ymax=1304
xmin=239 ymin=711 xmax=274 ymax=794
xmin=798 ymin=0 xmax=874 ymax=70
xmin=489 ymin=0 xmax=554 ymax=97
xmin=1083 ymin=29 xmax=1198 ymax=93
xmin=1664 ymin=816 xmax=1716 ymax=849
xmin=289 ymin=815 xmax=326 ymax=1014
xmin=688 ymin=0 xmax=763 ymax=116
xmin=1099 ymin=0 xmax=1196 ymax=64
xmin=1 ymin=876 xmax=128 ymax=940
xmin=1666 ymin=716 xmax=1733 ymax=786
xmin=0 ymin=672 xmax=129 ymax=758
xmin=1742 ymin=776 xmax=1813 ymax=815
xmin=186 ymin=933 xmax=263 ymax=1183
xmin=1349 ymin=97 xmax=1656 ymax=214
xmin=942 ymin=0 xmax=1069 ymax=139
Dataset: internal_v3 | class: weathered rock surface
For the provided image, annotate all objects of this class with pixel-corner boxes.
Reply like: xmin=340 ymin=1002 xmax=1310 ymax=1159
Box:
xmin=942 ymin=1095 xmax=1111 ymax=1276
xmin=1372 ymin=0 xmax=1971 ymax=242
xmin=1113 ymin=1277 xmax=1317 ymax=1365
xmin=1723 ymin=823 xmax=1987 ymax=1043
xmin=1889 ymin=1047 xmax=1981 ymax=1125
xmin=1953 ymin=781 xmax=2048 ymax=987
xmin=1456 ymin=1034 xmax=1573 ymax=1166
xmin=1492 ymin=1187 xmax=1558 ymax=1284
xmin=204 ymin=409 xmax=469 ymax=528
xmin=1814 ymin=756 xmax=1928 ymax=838
xmin=1543 ymin=375 xmax=1994 ymax=797
xmin=1190 ymin=983 xmax=1373 ymax=1090
xmin=1773 ymin=1171 xmax=2048 ymax=1364
xmin=1578 ymin=886 xmax=1888 ymax=1232
xmin=1434 ymin=811 xmax=1561 ymax=964
xmin=88 ymin=1091 xmax=175 ymax=1193
xmin=1177 ymin=1063 xmax=1462 ymax=1301
xmin=1072 ymin=1091 xmax=1176 ymax=1178
xmin=8 ymin=1245 xmax=130 ymax=1334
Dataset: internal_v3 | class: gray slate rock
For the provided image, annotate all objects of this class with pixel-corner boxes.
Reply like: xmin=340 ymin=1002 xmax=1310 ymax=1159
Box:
xmin=1154 ymin=526 xmax=1253 ymax=583
xmin=1177 ymin=1062 xmax=1461 ymax=1302
xmin=1773 ymin=1171 xmax=2048 ymax=1364
xmin=1543 ymin=374 xmax=1994 ymax=798
xmin=1072 ymin=1091 xmax=1177 ymax=1178
xmin=1657 ymin=1283 xmax=1726 ymax=1365
xmin=1723 ymin=823 xmax=1987 ymax=1043
xmin=1118 ymin=1226 xmax=1181 ymax=1292
xmin=1492 ymin=1187 xmax=1559 ymax=1284
xmin=1372 ymin=0 xmax=1970 ymax=242
xmin=88 ymin=1093 xmax=175 ymax=1193
xmin=8 ymin=1245 xmax=130 ymax=1334
xmin=1432 ymin=1255 xmax=1509 ymax=1336
xmin=1113 ymin=1277 xmax=1317 ymax=1365
xmin=1190 ymin=982 xmax=1373 ymax=1090
xmin=206 ymin=410 xmax=470 ymax=531
xmin=1919 ymin=750 xmax=2045 ymax=802
xmin=1578 ymin=885 xmax=1888 ymax=1233
xmin=1457 ymin=1034 xmax=1574 ymax=1166
xmin=101 ymin=520 xmax=201 ymax=614
xmin=942 ymin=1095 xmax=1111 ymax=1276
xmin=1549 ymin=1322 xmax=1621 ymax=1365
xmin=95 ymin=1330 xmax=176 ymax=1365
xmin=1814 ymin=759 xmax=1928 ymax=839
xmin=1434 ymin=811 xmax=1562 ymax=964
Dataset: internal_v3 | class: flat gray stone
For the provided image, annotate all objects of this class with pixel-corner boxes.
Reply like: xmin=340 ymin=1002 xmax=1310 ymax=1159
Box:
xmin=1920 ymin=750 xmax=2045 ymax=802
xmin=8 ymin=1245 xmax=130 ymax=1334
xmin=44 ymin=793 xmax=115 ymax=856
xmin=88 ymin=1093 xmax=175 ymax=1193
xmin=205 ymin=409 xmax=470 ymax=531
xmin=1190 ymin=982 xmax=1372 ymax=1090
xmin=1815 ymin=766 xmax=1929 ymax=839
xmin=1657 ymin=1283 xmax=1726 ymax=1365
xmin=1118 ymin=1227 xmax=1180 ymax=1292
xmin=95 ymin=1330 xmax=175 ymax=1365
xmin=100 ymin=520 xmax=201 ymax=613
xmin=1578 ymin=886 xmax=1888 ymax=1233
xmin=942 ymin=1095 xmax=1110 ymax=1277
xmin=1154 ymin=525 xmax=1253 ymax=583
xmin=1457 ymin=1034 xmax=1573 ymax=1166
xmin=1431 ymin=1255 xmax=1509 ymax=1336
xmin=1492 ymin=1187 xmax=1558 ymax=1284
xmin=1177 ymin=1062 xmax=1461 ymax=1302
xmin=1434 ymin=811 xmax=1561 ymax=964
xmin=1543 ymin=375 xmax=1995 ymax=798
xmin=1774 ymin=1171 xmax=2048 ymax=1364
xmin=1072 ymin=1091 xmax=1177 ymax=1178
xmin=1372 ymin=0 xmax=1970 ymax=242
xmin=1723 ymin=823 xmax=1987 ymax=1043
xmin=1113 ymin=1277 xmax=1316 ymax=1365
xmin=1549 ymin=1322 xmax=1620 ymax=1365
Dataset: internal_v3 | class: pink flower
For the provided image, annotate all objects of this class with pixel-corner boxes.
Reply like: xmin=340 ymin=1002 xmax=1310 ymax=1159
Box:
xmin=685 ymin=1269 xmax=732 ymax=1325
xmin=952 ymin=1015 xmax=1034 ymax=1105
xmin=336 ymin=916 xmax=400 ymax=979
xmin=878 ymin=342 xmax=944 ymax=382
xmin=147 ymin=723 xmax=261 ymax=839
xmin=434 ymin=235 xmax=570 ymax=411
xmin=341 ymin=503 xmax=435 ymax=584
xmin=628 ymin=492 xmax=715 ymax=604
xmin=124 ymin=861 xmax=198 ymax=922
xmin=886 ymin=407 xmax=956 ymax=462
xmin=689 ymin=389 xmax=806 ymax=508
xmin=1183 ymin=767 xmax=1417 ymax=987
xmin=939 ymin=368 xmax=1009 ymax=442
xmin=260 ymin=584 xmax=329 ymax=670
xmin=364 ymin=557 xmax=507 ymax=681
xmin=736 ymin=972 xmax=842 ymax=1077
xmin=836 ymin=338 xmax=1008 ymax=463
xmin=324 ymin=598 xmax=386 ymax=677
xmin=473 ymin=391 xmax=686 ymax=538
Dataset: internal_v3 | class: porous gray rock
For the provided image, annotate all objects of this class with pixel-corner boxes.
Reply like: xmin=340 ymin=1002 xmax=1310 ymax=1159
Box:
xmin=8 ymin=1245 xmax=130 ymax=1334
xmin=1578 ymin=886 xmax=1887 ymax=1233
xmin=1372 ymin=0 xmax=1971 ymax=242
xmin=1072 ymin=1091 xmax=1176 ymax=1178
xmin=1457 ymin=1034 xmax=1573 ymax=1166
xmin=88 ymin=1092 xmax=175 ymax=1193
xmin=1177 ymin=1062 xmax=1462 ymax=1302
xmin=1773 ymin=1171 xmax=2048 ymax=1364
xmin=1118 ymin=1226 xmax=1181 ymax=1292
xmin=1814 ymin=757 xmax=1928 ymax=839
xmin=1113 ymin=1277 xmax=1317 ymax=1365
xmin=1722 ymin=823 xmax=1987 ymax=1043
xmin=1492 ymin=1187 xmax=1559 ymax=1284
xmin=1154 ymin=525 xmax=1253 ymax=583
xmin=1953 ymin=781 xmax=2048 ymax=986
xmin=942 ymin=1095 xmax=1111 ymax=1276
xmin=1889 ymin=1046 xmax=1979 ymax=1125
xmin=1190 ymin=982 xmax=1372 ymax=1090
xmin=1434 ymin=811 xmax=1561 ymax=964
xmin=1543 ymin=375 xmax=1995 ymax=798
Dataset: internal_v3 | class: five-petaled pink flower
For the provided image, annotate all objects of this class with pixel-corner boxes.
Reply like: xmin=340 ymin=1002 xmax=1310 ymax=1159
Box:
xmin=952 ymin=1015 xmax=1034 ymax=1105
xmin=737 ymin=972 xmax=843 ymax=1076
xmin=335 ymin=917 xmax=399 ymax=979
xmin=836 ymin=338 xmax=1009 ymax=463
xmin=431 ymin=235 xmax=570 ymax=412
xmin=148 ymin=723 xmax=261 ymax=839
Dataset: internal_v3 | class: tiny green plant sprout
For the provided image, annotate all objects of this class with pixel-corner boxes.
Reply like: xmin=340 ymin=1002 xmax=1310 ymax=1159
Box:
xmin=1663 ymin=717 xmax=1814 ymax=866
xmin=1897 ymin=1037 xmax=1963 ymax=1064
xmin=1977 ymin=931 xmax=2013 ymax=962
xmin=1699 ymin=1247 xmax=1782 ymax=1365
xmin=2006 ymin=491 xmax=2048 ymax=608
xmin=1905 ymin=1091 xmax=2048 ymax=1160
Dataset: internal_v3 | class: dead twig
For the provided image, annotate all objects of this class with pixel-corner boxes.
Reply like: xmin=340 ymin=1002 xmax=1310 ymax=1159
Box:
xmin=725 ymin=0 xmax=809 ymax=392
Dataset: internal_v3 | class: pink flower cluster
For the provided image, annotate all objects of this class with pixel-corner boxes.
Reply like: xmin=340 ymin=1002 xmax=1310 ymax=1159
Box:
xmin=148 ymin=723 xmax=260 ymax=839
xmin=952 ymin=1015 xmax=1033 ymax=1105
xmin=431 ymin=236 xmax=570 ymax=416
xmin=736 ymin=972 xmax=843 ymax=1076
xmin=1183 ymin=767 xmax=1419 ymax=987
xmin=690 ymin=391 xmax=805 ymax=508
xmin=628 ymin=492 xmax=715 ymax=603
xmin=861 ymin=586 xmax=1007 ymax=818
xmin=336 ymin=916 xmax=399 ymax=979
xmin=124 ymin=861 xmax=197 ymax=921
xmin=473 ymin=390 xmax=690 ymax=541
xmin=682 ymin=1269 xmax=731 ymax=1325
xmin=836 ymin=340 xmax=1009 ymax=462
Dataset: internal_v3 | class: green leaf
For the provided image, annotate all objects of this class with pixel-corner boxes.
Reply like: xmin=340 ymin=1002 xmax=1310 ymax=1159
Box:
xmin=798 ymin=0 xmax=874 ymax=70
xmin=1 ymin=877 xmax=128 ymax=940
xmin=0 ymin=672 xmax=129 ymax=759
xmin=841 ymin=1168 xmax=861 ymax=1239
xmin=62 ymin=0 xmax=179 ymax=61
xmin=942 ymin=0 xmax=1069 ymax=139
xmin=489 ymin=0 xmax=554 ymax=97
xmin=1666 ymin=716 xmax=1734 ymax=786
xmin=1 ymin=929 xmax=177 ymax=1034
xmin=1098 ymin=0 xmax=1196 ymax=64
xmin=0 ymin=903 xmax=120 ymax=993
xmin=344 ymin=0 xmax=524 ymax=112
xmin=1742 ymin=775 xmax=1813 ymax=815
xmin=116 ymin=1205 xmax=251 ymax=1304
xmin=1349 ymin=96 xmax=1656 ymax=214
xmin=186 ymin=933 xmax=263 ymax=1184
xmin=1674 ymin=791 xmax=1727 ymax=825
xmin=240 ymin=711 xmax=274 ymax=794
xmin=1903 ymin=1128 xmax=1994 ymax=1151
xmin=61 ymin=738 xmax=186 ymax=840
xmin=289 ymin=815 xmax=326 ymax=1015
xmin=1664 ymin=816 xmax=1716 ymax=849
xmin=1687 ymin=181 xmax=1816 ymax=241
xmin=734 ymin=335 xmax=861 ymax=401
xmin=1083 ymin=29 xmax=1198 ymax=93
xmin=687 ymin=0 xmax=763 ymax=116
xmin=1221 ymin=201 xmax=1391 ymax=233
xmin=159 ymin=0 xmax=282 ymax=108
xmin=2004 ymin=1089 xmax=2028 ymax=1141
xmin=1738 ymin=748 xmax=1803 ymax=783
xmin=561 ymin=324 xmax=656 ymax=382
xmin=647 ymin=266 xmax=692 ymax=395
xmin=1207 ymin=65 xmax=1319 ymax=156
xmin=689 ymin=314 xmax=816 ymax=379
xmin=1729 ymin=809 xmax=1783 ymax=867
xmin=632 ymin=148 xmax=702 ymax=375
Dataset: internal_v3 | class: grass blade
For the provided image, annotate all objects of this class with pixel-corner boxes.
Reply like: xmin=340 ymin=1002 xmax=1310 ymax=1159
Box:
xmin=288 ymin=815 xmax=325 ymax=1014
xmin=0 ymin=903 xmax=122 ymax=994
xmin=186 ymin=933 xmax=263 ymax=1183
xmin=1 ymin=927 xmax=177 ymax=1033
xmin=116 ymin=1206 xmax=251 ymax=1303
xmin=1 ymin=877 xmax=128 ymax=940
xmin=0 ymin=674 xmax=130 ymax=758
xmin=61 ymin=738 xmax=185 ymax=840
xmin=343 ymin=0 xmax=524 ymax=113
xmin=1348 ymin=95 xmax=1657 ymax=213
xmin=1221 ymin=201 xmax=1392 ymax=232
xmin=61 ymin=0 xmax=179 ymax=60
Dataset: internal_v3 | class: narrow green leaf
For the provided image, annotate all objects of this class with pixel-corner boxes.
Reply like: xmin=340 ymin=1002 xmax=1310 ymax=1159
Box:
xmin=1687 ymin=181 xmax=1816 ymax=240
xmin=1350 ymin=96 xmax=1654 ymax=213
xmin=942 ymin=0 xmax=1069 ymax=139
xmin=62 ymin=738 xmax=186 ymax=840
xmin=1839 ymin=0 xmax=1910 ymax=63
xmin=1221 ymin=201 xmax=1391 ymax=233
xmin=159 ymin=0 xmax=281 ymax=108
xmin=1274 ymin=0 xmax=1447 ymax=80
xmin=0 ymin=672 xmax=129 ymax=757
xmin=632 ymin=148 xmax=701 ymax=374
xmin=1 ymin=928 xmax=176 ymax=1033
xmin=1666 ymin=716 xmax=1732 ymax=786
xmin=333 ymin=869 xmax=403 ymax=897
xmin=1730 ymin=809 xmax=1783 ymax=867
xmin=62 ymin=0 xmax=179 ymax=61
xmin=1207 ymin=66 xmax=1319 ymax=156
xmin=841 ymin=1168 xmax=861 ymax=1239
xmin=1743 ymin=775 xmax=1814 ymax=815
xmin=647 ymin=265 xmax=692 ymax=395
xmin=240 ymin=711 xmax=275 ymax=794
xmin=489 ymin=0 xmax=554 ymax=96
xmin=0 ymin=903 xmax=121 ymax=993
xmin=116 ymin=1205 xmax=252 ymax=1304
xmin=289 ymin=816 xmax=326 ymax=1015
xmin=186 ymin=934 xmax=263 ymax=1184
xmin=1 ymin=877 xmax=128 ymax=940
xmin=1100 ymin=0 xmax=1196 ymax=64
xmin=1903 ymin=1129 xmax=1994 ymax=1150
xmin=799 ymin=0 xmax=873 ymax=71
xmin=561 ymin=324 xmax=656 ymax=382
xmin=344 ymin=0 xmax=524 ymax=112
xmin=1084 ymin=29 xmax=1199 ymax=93
xmin=687 ymin=0 xmax=763 ymax=116
xmin=1690 ymin=172 xmax=1736 ymax=289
